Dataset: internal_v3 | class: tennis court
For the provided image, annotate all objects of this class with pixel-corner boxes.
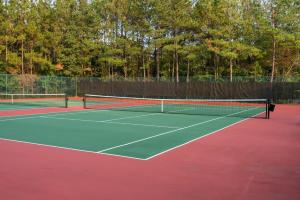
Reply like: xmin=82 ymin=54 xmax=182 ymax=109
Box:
xmin=0 ymin=95 xmax=268 ymax=160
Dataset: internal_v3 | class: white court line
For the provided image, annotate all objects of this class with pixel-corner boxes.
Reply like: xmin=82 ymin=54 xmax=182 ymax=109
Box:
xmin=44 ymin=109 xmax=111 ymax=117
xmin=0 ymin=106 xmax=40 ymax=110
xmin=104 ymin=121 xmax=180 ymax=129
xmin=97 ymin=107 xmax=261 ymax=153
xmin=40 ymin=116 xmax=180 ymax=129
xmin=100 ymin=112 xmax=159 ymax=122
xmin=97 ymin=152 xmax=147 ymax=160
xmin=0 ymin=108 xmax=109 ymax=119
xmin=145 ymin=111 xmax=265 ymax=160
xmin=0 ymin=138 xmax=146 ymax=160
xmin=0 ymin=109 xmax=121 ymax=121
xmin=0 ymin=116 xmax=43 ymax=122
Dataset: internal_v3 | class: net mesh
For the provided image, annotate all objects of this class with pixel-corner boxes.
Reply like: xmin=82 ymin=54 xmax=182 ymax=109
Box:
xmin=0 ymin=93 xmax=68 ymax=108
xmin=84 ymin=94 xmax=269 ymax=118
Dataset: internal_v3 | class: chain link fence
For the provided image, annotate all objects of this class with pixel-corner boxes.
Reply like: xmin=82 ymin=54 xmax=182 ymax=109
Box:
xmin=0 ymin=74 xmax=77 ymax=96
xmin=0 ymin=74 xmax=299 ymax=103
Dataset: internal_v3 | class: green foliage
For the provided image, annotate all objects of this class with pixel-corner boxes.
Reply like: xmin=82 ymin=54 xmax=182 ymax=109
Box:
xmin=0 ymin=0 xmax=298 ymax=80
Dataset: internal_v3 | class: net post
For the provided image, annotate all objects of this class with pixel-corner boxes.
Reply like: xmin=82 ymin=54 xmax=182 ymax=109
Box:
xmin=5 ymin=74 xmax=8 ymax=95
xmin=65 ymin=94 xmax=68 ymax=108
xmin=268 ymin=99 xmax=271 ymax=119
xmin=83 ymin=95 xmax=87 ymax=109
xmin=11 ymin=94 xmax=13 ymax=104
xmin=267 ymin=99 xmax=271 ymax=119
xmin=161 ymin=100 xmax=164 ymax=113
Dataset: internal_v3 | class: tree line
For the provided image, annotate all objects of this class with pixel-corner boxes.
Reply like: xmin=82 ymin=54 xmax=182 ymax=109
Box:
xmin=0 ymin=0 xmax=299 ymax=82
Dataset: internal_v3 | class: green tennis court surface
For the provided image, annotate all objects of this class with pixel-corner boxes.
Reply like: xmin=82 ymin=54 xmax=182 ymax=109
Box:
xmin=0 ymin=106 xmax=265 ymax=160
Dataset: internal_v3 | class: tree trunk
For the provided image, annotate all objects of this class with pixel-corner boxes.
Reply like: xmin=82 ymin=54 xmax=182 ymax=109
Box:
xmin=148 ymin=54 xmax=151 ymax=80
xmin=21 ymin=39 xmax=24 ymax=74
xmin=230 ymin=59 xmax=233 ymax=82
xmin=108 ymin=63 xmax=111 ymax=80
xmin=155 ymin=45 xmax=160 ymax=81
xmin=186 ymin=59 xmax=190 ymax=83
xmin=175 ymin=40 xmax=179 ymax=83
xmin=5 ymin=36 xmax=8 ymax=63
xmin=271 ymin=5 xmax=276 ymax=83
xmin=271 ymin=36 xmax=276 ymax=83
xmin=168 ymin=64 xmax=171 ymax=77
xmin=176 ymin=51 xmax=179 ymax=83
xmin=142 ymin=53 xmax=146 ymax=81
xmin=172 ymin=51 xmax=175 ymax=82
xmin=214 ymin=53 xmax=219 ymax=80
xmin=124 ymin=62 xmax=128 ymax=79
xmin=30 ymin=47 xmax=33 ymax=93
xmin=30 ymin=43 xmax=33 ymax=75
xmin=123 ymin=37 xmax=127 ymax=79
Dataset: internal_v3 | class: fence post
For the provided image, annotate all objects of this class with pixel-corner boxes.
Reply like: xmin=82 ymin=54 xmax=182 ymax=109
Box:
xmin=75 ymin=76 xmax=78 ymax=97
xmin=5 ymin=74 xmax=8 ymax=94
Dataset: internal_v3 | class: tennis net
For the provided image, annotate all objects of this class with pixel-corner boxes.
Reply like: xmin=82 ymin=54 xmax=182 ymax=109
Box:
xmin=0 ymin=93 xmax=68 ymax=108
xmin=83 ymin=94 xmax=270 ymax=119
